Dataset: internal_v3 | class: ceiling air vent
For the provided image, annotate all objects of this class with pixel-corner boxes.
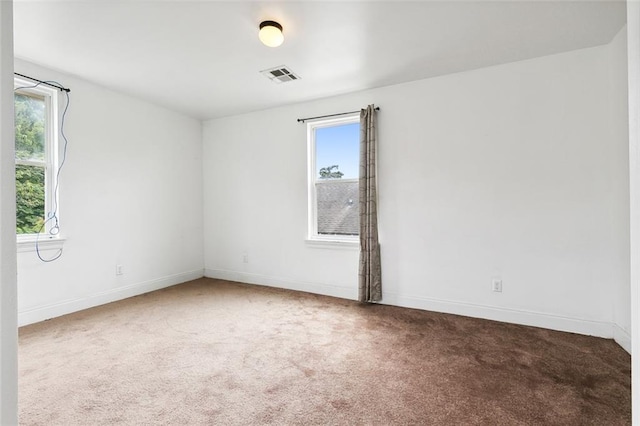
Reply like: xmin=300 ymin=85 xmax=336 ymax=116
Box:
xmin=260 ymin=65 xmax=301 ymax=84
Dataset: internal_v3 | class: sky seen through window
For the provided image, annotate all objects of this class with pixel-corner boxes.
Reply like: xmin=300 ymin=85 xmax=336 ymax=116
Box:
xmin=315 ymin=122 xmax=359 ymax=179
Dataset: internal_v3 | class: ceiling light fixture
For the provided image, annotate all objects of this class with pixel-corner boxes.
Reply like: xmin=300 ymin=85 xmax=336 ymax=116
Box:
xmin=259 ymin=20 xmax=284 ymax=47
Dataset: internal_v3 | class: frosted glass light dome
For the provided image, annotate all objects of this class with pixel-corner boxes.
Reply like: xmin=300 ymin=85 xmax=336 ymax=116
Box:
xmin=259 ymin=21 xmax=284 ymax=47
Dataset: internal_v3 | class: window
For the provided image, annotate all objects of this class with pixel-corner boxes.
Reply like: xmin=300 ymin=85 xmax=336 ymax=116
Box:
xmin=14 ymin=78 xmax=59 ymax=239
xmin=307 ymin=115 xmax=359 ymax=243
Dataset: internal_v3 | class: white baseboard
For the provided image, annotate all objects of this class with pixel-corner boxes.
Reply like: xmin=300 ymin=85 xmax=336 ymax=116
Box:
xmin=382 ymin=291 xmax=614 ymax=339
xmin=204 ymin=268 xmax=616 ymax=340
xmin=18 ymin=269 xmax=204 ymax=327
xmin=613 ymin=324 xmax=632 ymax=354
xmin=204 ymin=268 xmax=358 ymax=300
xmin=27 ymin=267 xmax=625 ymax=350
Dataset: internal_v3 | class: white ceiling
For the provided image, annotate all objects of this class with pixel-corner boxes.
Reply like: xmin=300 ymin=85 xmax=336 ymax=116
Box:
xmin=13 ymin=1 xmax=626 ymax=120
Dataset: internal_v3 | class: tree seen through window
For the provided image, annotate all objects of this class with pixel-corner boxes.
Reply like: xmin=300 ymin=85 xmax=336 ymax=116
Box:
xmin=15 ymin=92 xmax=46 ymax=234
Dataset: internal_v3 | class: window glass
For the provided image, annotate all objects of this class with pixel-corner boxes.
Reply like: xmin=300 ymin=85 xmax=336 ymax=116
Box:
xmin=315 ymin=123 xmax=359 ymax=179
xmin=309 ymin=117 xmax=360 ymax=240
xmin=15 ymin=92 xmax=45 ymax=162
xmin=14 ymin=82 xmax=56 ymax=237
xmin=15 ymin=164 xmax=45 ymax=234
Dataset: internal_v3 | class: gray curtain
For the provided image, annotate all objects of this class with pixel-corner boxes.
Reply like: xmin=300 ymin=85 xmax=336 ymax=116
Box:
xmin=358 ymin=105 xmax=382 ymax=302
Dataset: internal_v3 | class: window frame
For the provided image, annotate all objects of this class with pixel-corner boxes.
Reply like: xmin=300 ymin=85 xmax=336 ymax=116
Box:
xmin=14 ymin=77 xmax=60 ymax=243
xmin=306 ymin=114 xmax=360 ymax=245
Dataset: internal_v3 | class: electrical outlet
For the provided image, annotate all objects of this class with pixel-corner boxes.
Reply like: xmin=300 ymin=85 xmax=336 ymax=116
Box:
xmin=242 ymin=253 xmax=249 ymax=263
xmin=492 ymin=278 xmax=502 ymax=293
xmin=116 ymin=264 xmax=123 ymax=276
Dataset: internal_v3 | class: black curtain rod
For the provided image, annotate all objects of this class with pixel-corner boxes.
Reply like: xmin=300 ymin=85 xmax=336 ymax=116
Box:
xmin=14 ymin=72 xmax=70 ymax=93
xmin=297 ymin=106 xmax=379 ymax=123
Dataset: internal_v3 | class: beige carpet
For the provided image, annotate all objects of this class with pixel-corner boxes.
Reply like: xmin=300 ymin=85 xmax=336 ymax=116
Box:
xmin=19 ymin=278 xmax=630 ymax=425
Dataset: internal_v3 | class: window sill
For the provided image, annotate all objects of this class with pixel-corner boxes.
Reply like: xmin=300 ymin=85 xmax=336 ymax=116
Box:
xmin=17 ymin=236 xmax=65 ymax=253
xmin=305 ymin=238 xmax=359 ymax=250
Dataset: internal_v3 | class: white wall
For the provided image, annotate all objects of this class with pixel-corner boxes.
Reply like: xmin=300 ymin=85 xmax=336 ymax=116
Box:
xmin=15 ymin=59 xmax=204 ymax=326
xmin=627 ymin=0 xmax=640 ymax=423
xmin=610 ymin=27 xmax=631 ymax=352
xmin=203 ymin=42 xmax=629 ymax=340
xmin=0 ymin=1 xmax=18 ymax=423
